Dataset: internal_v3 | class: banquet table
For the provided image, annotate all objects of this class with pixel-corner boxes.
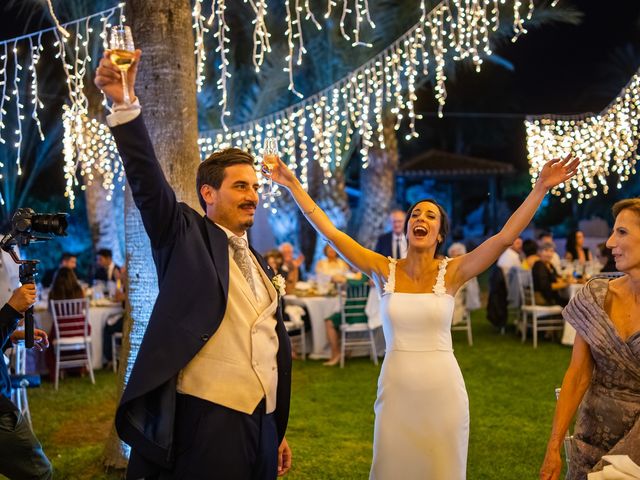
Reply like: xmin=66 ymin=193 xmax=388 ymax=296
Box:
xmin=285 ymin=290 xmax=385 ymax=359
xmin=34 ymin=300 xmax=124 ymax=370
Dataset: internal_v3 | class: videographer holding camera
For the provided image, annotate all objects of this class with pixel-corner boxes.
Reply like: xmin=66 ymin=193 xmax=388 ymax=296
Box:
xmin=0 ymin=283 xmax=52 ymax=479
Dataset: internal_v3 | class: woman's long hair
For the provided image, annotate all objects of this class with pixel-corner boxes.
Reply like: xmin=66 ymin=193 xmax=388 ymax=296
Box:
xmin=49 ymin=267 xmax=84 ymax=301
xmin=565 ymin=230 xmax=581 ymax=260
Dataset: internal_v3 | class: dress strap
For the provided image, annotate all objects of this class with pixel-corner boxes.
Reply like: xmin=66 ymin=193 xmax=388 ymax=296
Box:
xmin=383 ymin=256 xmax=397 ymax=295
xmin=433 ymin=257 xmax=451 ymax=296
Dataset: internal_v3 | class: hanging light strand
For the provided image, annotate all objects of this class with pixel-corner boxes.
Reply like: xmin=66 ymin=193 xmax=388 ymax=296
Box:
xmin=526 ymin=70 xmax=640 ymax=204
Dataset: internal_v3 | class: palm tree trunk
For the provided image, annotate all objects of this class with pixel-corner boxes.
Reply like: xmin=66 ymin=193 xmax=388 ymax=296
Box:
xmin=355 ymin=113 xmax=399 ymax=249
xmin=102 ymin=0 xmax=199 ymax=469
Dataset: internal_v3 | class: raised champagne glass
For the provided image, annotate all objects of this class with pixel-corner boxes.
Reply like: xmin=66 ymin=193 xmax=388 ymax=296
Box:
xmin=262 ymin=137 xmax=279 ymax=203
xmin=109 ymin=26 xmax=135 ymax=105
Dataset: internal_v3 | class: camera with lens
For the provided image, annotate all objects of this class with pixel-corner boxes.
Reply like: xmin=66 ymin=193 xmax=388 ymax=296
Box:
xmin=10 ymin=208 xmax=68 ymax=240
xmin=0 ymin=208 xmax=68 ymax=348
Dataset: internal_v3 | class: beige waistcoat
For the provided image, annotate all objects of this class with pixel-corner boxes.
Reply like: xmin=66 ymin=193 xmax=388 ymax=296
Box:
xmin=177 ymin=254 xmax=280 ymax=414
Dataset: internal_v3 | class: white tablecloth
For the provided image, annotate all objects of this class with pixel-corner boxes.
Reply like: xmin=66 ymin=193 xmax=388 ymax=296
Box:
xmin=34 ymin=303 xmax=123 ymax=369
xmin=561 ymin=283 xmax=584 ymax=346
xmin=285 ymin=291 xmax=384 ymax=359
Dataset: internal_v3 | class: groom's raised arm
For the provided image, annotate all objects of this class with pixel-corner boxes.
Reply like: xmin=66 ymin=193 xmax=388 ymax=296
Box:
xmin=110 ymin=112 xmax=183 ymax=249
xmin=96 ymin=49 xmax=184 ymax=249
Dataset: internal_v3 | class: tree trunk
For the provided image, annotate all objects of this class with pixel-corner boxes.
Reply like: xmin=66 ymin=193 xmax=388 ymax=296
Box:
xmin=103 ymin=0 xmax=199 ymax=469
xmin=355 ymin=113 xmax=399 ymax=249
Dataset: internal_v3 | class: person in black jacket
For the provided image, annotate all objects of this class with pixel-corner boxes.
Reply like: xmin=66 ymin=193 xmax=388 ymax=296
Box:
xmin=0 ymin=284 xmax=52 ymax=479
xmin=95 ymin=50 xmax=292 ymax=479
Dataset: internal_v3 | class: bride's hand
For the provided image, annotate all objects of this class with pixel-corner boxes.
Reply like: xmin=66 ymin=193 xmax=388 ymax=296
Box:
xmin=263 ymin=156 xmax=298 ymax=189
xmin=539 ymin=447 xmax=562 ymax=480
xmin=536 ymin=154 xmax=580 ymax=190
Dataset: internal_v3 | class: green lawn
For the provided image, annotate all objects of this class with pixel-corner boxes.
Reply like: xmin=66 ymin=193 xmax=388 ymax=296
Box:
xmin=23 ymin=310 xmax=572 ymax=479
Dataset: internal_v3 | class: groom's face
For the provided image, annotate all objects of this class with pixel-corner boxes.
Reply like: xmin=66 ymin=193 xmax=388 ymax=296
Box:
xmin=205 ymin=164 xmax=260 ymax=236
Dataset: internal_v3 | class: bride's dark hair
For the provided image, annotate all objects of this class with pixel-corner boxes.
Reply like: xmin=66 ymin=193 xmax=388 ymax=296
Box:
xmin=404 ymin=198 xmax=450 ymax=257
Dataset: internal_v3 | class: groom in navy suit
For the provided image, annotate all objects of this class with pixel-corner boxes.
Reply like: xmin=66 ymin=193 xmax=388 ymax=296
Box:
xmin=96 ymin=51 xmax=292 ymax=479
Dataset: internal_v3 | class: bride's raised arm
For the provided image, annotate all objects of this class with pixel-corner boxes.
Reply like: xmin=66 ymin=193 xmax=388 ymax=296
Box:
xmin=450 ymin=154 xmax=579 ymax=289
xmin=268 ymin=157 xmax=387 ymax=278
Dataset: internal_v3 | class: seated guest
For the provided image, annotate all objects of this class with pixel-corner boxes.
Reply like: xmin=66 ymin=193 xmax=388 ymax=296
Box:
xmin=323 ymin=277 xmax=369 ymax=366
xmin=538 ymin=230 xmax=562 ymax=272
xmin=265 ymin=249 xmax=294 ymax=294
xmin=565 ymin=229 xmax=593 ymax=264
xmin=92 ymin=248 xmax=120 ymax=284
xmin=521 ymin=239 xmax=540 ymax=270
xmin=531 ymin=242 xmax=572 ymax=307
xmin=278 ymin=242 xmax=305 ymax=285
xmin=497 ymin=237 xmax=523 ymax=279
xmin=41 ymin=252 xmax=77 ymax=288
xmin=374 ymin=209 xmax=407 ymax=259
xmin=447 ymin=243 xmax=481 ymax=325
xmin=49 ymin=267 xmax=85 ymax=302
xmin=597 ymin=242 xmax=618 ymax=273
xmin=315 ymin=244 xmax=359 ymax=284
xmin=46 ymin=267 xmax=87 ymax=380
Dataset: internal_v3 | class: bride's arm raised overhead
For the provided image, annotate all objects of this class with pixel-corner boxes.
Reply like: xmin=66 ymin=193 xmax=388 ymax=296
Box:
xmin=268 ymin=158 xmax=387 ymax=278
xmin=449 ymin=154 xmax=579 ymax=291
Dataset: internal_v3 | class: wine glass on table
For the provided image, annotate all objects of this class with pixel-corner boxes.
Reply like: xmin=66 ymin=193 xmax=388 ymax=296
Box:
xmin=109 ymin=25 xmax=135 ymax=105
xmin=262 ymin=137 xmax=279 ymax=203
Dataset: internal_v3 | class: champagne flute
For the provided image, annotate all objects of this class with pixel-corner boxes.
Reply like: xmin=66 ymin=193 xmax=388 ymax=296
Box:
xmin=109 ymin=26 xmax=135 ymax=105
xmin=262 ymin=137 xmax=279 ymax=203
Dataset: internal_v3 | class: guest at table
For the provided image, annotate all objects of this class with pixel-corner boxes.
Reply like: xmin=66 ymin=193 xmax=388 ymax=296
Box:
xmin=48 ymin=267 xmax=85 ymax=302
xmin=315 ymin=244 xmax=357 ymax=284
xmin=596 ymin=242 xmax=617 ymax=273
xmin=46 ymin=267 xmax=87 ymax=380
xmin=92 ymin=248 xmax=120 ymax=284
xmin=41 ymin=252 xmax=77 ymax=289
xmin=540 ymin=198 xmax=640 ymax=480
xmin=565 ymin=230 xmax=593 ymax=264
xmin=521 ymin=239 xmax=540 ymax=270
xmin=264 ymin=249 xmax=294 ymax=294
xmin=447 ymin=243 xmax=481 ymax=325
xmin=538 ymin=230 xmax=562 ymax=272
xmin=497 ymin=237 xmax=523 ymax=279
xmin=532 ymin=242 xmax=572 ymax=307
xmin=323 ymin=277 xmax=369 ymax=366
xmin=278 ymin=242 xmax=305 ymax=287
xmin=374 ymin=209 xmax=407 ymax=259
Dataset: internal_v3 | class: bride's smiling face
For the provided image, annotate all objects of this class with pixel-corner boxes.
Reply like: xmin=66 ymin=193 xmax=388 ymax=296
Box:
xmin=406 ymin=201 xmax=442 ymax=249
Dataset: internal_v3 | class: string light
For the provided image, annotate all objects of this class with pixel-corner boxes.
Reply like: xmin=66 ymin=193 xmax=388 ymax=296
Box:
xmin=526 ymin=70 xmax=640 ymax=204
xmin=12 ymin=41 xmax=23 ymax=174
xmin=28 ymin=35 xmax=45 ymax=141
xmin=192 ymin=0 xmax=547 ymax=212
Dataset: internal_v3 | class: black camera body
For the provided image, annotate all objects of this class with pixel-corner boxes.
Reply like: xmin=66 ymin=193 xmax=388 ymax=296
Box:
xmin=0 ymin=208 xmax=68 ymax=347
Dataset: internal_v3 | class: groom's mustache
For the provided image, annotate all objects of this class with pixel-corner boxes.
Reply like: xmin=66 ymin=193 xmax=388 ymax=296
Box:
xmin=239 ymin=201 xmax=257 ymax=209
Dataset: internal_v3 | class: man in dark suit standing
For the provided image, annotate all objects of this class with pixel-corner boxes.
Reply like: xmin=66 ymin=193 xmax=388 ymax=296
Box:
xmin=96 ymin=50 xmax=292 ymax=479
xmin=374 ymin=209 xmax=407 ymax=259
xmin=92 ymin=248 xmax=120 ymax=283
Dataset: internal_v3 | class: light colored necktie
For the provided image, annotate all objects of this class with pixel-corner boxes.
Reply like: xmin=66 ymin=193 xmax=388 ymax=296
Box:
xmin=228 ymin=236 xmax=257 ymax=297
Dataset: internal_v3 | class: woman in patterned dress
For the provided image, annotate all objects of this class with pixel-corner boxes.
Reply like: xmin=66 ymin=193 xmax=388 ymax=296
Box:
xmin=540 ymin=198 xmax=640 ymax=480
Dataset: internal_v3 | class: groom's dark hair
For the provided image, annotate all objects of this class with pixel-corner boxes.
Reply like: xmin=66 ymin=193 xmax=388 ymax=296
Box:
xmin=196 ymin=148 xmax=255 ymax=211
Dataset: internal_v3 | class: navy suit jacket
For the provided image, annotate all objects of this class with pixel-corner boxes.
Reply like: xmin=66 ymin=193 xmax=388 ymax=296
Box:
xmin=374 ymin=232 xmax=393 ymax=258
xmin=111 ymin=115 xmax=292 ymax=478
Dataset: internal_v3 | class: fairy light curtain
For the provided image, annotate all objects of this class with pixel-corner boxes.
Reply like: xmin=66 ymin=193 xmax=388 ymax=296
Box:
xmin=198 ymin=0 xmax=548 ymax=211
xmin=0 ymin=4 xmax=126 ymax=208
xmin=525 ymin=69 xmax=640 ymax=204
xmin=0 ymin=0 xmax=552 ymax=210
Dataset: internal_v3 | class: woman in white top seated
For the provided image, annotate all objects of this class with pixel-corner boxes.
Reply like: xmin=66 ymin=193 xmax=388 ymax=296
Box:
xmin=447 ymin=243 xmax=481 ymax=324
xmin=315 ymin=244 xmax=353 ymax=283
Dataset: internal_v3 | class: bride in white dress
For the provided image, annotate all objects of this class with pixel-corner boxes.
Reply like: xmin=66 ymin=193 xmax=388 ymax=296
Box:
xmin=269 ymin=155 xmax=579 ymax=479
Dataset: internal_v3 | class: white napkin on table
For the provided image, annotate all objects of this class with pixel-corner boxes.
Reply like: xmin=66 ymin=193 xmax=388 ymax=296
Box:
xmin=588 ymin=456 xmax=640 ymax=480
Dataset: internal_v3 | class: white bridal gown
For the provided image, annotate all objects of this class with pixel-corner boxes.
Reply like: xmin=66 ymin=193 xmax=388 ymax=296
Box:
xmin=370 ymin=257 xmax=469 ymax=480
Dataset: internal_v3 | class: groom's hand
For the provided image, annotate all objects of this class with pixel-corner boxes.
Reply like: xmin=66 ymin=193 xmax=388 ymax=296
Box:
xmin=277 ymin=436 xmax=292 ymax=476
